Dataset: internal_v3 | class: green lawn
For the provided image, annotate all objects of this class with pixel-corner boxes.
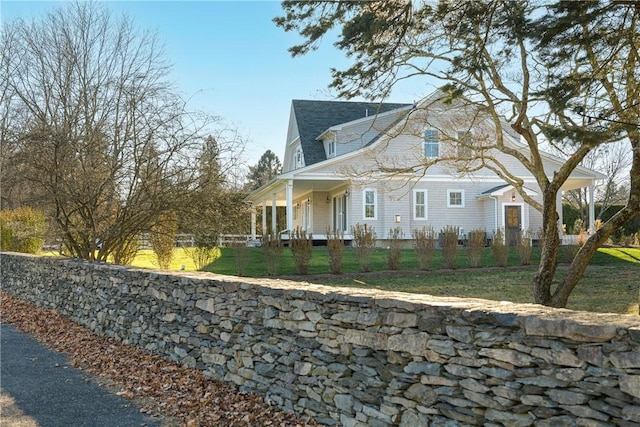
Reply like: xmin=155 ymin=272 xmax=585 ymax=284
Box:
xmin=86 ymin=245 xmax=640 ymax=315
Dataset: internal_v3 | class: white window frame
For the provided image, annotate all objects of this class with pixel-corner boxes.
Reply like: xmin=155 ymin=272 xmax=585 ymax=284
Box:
xmin=302 ymin=200 xmax=311 ymax=231
xmin=424 ymin=129 xmax=439 ymax=158
xmin=413 ymin=189 xmax=428 ymax=220
xmin=327 ymin=137 xmax=336 ymax=158
xmin=363 ymin=189 xmax=377 ymax=220
xmin=447 ymin=189 xmax=465 ymax=208
xmin=294 ymin=147 xmax=305 ymax=169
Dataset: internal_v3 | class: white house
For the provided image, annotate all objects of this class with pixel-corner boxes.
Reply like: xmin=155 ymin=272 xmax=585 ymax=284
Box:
xmin=245 ymin=91 xmax=605 ymax=245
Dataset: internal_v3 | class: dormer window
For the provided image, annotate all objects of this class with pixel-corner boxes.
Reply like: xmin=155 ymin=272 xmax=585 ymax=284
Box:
xmin=294 ymin=146 xmax=305 ymax=169
xmin=326 ymin=137 xmax=336 ymax=158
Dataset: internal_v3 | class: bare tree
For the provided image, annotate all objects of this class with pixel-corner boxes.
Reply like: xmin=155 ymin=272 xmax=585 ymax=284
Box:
xmin=563 ymin=140 xmax=632 ymax=224
xmin=0 ymin=2 xmax=226 ymax=261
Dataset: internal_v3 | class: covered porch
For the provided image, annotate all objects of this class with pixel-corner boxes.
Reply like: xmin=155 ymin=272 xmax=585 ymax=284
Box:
xmin=246 ymin=175 xmax=351 ymax=243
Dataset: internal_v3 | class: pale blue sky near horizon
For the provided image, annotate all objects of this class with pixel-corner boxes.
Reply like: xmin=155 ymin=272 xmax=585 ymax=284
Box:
xmin=1 ymin=1 xmax=433 ymax=165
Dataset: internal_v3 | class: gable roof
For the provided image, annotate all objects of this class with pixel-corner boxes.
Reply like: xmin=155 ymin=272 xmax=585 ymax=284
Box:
xmin=292 ymin=99 xmax=412 ymax=166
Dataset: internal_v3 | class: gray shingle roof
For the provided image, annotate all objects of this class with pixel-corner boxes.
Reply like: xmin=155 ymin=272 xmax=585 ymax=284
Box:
xmin=292 ymin=100 xmax=413 ymax=166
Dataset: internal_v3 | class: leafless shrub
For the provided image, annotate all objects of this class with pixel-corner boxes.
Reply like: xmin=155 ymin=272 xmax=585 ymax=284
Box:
xmin=290 ymin=226 xmax=313 ymax=274
xmin=467 ymin=229 xmax=486 ymax=268
xmin=261 ymin=232 xmax=282 ymax=276
xmin=326 ymin=227 xmax=345 ymax=274
xmin=351 ymin=223 xmax=376 ymax=272
xmin=439 ymin=225 xmax=459 ymax=269
xmin=517 ymin=229 xmax=532 ymax=266
xmin=232 ymin=240 xmax=250 ymax=276
xmin=412 ymin=226 xmax=436 ymax=270
xmin=491 ymin=228 xmax=508 ymax=267
xmin=387 ymin=227 xmax=404 ymax=270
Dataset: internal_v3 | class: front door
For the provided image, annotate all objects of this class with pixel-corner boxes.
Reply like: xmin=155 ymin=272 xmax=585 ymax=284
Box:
xmin=505 ymin=205 xmax=522 ymax=246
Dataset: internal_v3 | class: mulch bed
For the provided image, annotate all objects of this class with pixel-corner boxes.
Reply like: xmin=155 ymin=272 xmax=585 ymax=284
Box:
xmin=0 ymin=291 xmax=318 ymax=427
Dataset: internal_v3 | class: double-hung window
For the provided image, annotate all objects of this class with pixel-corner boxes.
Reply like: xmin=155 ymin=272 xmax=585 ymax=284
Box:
xmin=414 ymin=190 xmax=427 ymax=220
xmin=447 ymin=189 xmax=465 ymax=208
xmin=363 ymin=189 xmax=377 ymax=219
xmin=424 ymin=129 xmax=439 ymax=158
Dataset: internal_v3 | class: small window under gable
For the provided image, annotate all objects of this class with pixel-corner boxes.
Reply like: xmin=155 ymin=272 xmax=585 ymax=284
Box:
xmin=424 ymin=129 xmax=439 ymax=158
xmin=414 ymin=190 xmax=427 ymax=220
xmin=294 ymin=146 xmax=305 ymax=169
xmin=447 ymin=189 xmax=465 ymax=208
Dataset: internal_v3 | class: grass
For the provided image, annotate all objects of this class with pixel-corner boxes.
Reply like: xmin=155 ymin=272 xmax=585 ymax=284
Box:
xmin=43 ymin=245 xmax=640 ymax=315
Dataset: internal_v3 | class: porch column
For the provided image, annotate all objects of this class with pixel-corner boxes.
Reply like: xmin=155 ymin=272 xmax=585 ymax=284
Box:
xmin=262 ymin=199 xmax=267 ymax=236
xmin=286 ymin=180 xmax=293 ymax=232
xmin=589 ymin=181 xmax=596 ymax=233
xmin=250 ymin=205 xmax=256 ymax=240
xmin=271 ymin=192 xmax=277 ymax=233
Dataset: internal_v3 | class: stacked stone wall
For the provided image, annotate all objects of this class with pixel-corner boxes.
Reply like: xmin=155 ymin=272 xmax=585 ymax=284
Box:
xmin=2 ymin=252 xmax=640 ymax=426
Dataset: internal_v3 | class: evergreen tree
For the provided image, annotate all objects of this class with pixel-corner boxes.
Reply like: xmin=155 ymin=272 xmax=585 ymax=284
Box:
xmin=246 ymin=150 xmax=282 ymax=191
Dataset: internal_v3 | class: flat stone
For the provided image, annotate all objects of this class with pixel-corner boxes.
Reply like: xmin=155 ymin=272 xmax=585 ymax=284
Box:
xmin=619 ymin=375 xmax=640 ymax=399
xmin=478 ymin=348 xmax=533 ymax=367
xmin=524 ymin=317 xmax=617 ymax=342
xmin=611 ymin=352 xmax=640 ymax=369
xmin=389 ymin=332 xmax=428 ymax=356
xmin=403 ymin=384 xmax=437 ymax=406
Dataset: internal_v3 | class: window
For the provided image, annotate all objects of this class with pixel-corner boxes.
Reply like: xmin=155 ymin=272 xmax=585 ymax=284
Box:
xmin=363 ymin=189 xmax=377 ymax=219
xmin=457 ymin=131 xmax=473 ymax=158
xmin=302 ymin=200 xmax=311 ymax=230
xmin=294 ymin=147 xmax=305 ymax=169
xmin=414 ymin=190 xmax=427 ymax=219
xmin=447 ymin=189 xmax=465 ymax=208
xmin=424 ymin=129 xmax=439 ymax=158
xmin=333 ymin=194 xmax=347 ymax=231
xmin=327 ymin=138 xmax=336 ymax=158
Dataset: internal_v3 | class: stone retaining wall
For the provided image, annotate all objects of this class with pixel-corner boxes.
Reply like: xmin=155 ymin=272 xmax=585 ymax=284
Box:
xmin=2 ymin=252 xmax=640 ymax=426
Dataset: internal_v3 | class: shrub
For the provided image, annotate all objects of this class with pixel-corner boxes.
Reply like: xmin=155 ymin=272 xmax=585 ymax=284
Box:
xmin=491 ymin=228 xmax=508 ymax=267
xmin=232 ymin=240 xmax=250 ymax=276
xmin=387 ymin=227 xmax=403 ymax=270
xmin=184 ymin=234 xmax=220 ymax=271
xmin=149 ymin=212 xmax=178 ymax=270
xmin=261 ymin=232 xmax=282 ymax=276
xmin=351 ymin=223 xmax=376 ymax=272
xmin=412 ymin=226 xmax=436 ymax=270
xmin=467 ymin=229 xmax=486 ymax=268
xmin=290 ymin=226 xmax=313 ymax=274
xmin=439 ymin=225 xmax=459 ymax=269
xmin=0 ymin=207 xmax=46 ymax=254
xmin=517 ymin=229 xmax=532 ymax=266
xmin=326 ymin=227 xmax=345 ymax=274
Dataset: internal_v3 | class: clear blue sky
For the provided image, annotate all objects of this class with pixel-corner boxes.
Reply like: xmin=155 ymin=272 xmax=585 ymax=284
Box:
xmin=1 ymin=1 xmax=430 ymax=165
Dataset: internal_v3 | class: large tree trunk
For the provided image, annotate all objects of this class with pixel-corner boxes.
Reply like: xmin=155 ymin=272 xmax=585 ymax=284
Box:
xmin=532 ymin=195 xmax=561 ymax=305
